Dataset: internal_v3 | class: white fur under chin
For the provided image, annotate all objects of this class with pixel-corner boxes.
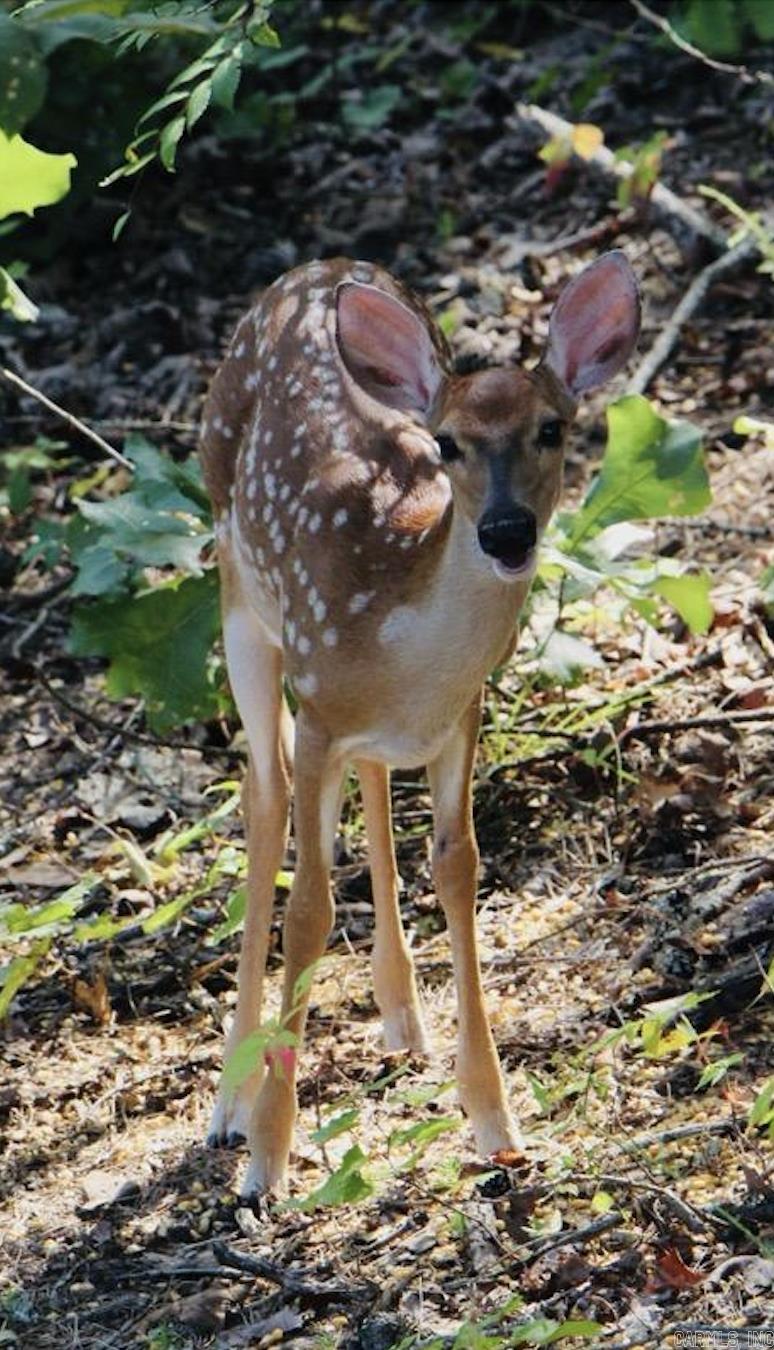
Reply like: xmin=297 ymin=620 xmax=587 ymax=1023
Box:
xmin=491 ymin=550 xmax=536 ymax=584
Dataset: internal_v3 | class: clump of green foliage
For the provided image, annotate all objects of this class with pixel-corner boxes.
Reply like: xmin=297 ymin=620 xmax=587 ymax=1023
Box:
xmin=0 ymin=0 xmax=281 ymax=313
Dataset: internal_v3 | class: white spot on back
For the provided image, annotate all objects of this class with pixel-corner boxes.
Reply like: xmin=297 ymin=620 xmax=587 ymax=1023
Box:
xmin=295 ymin=672 xmax=318 ymax=697
xmin=348 ymin=591 xmax=375 ymax=615
xmin=332 ymin=508 xmax=348 ymax=528
xmin=322 ymin=627 xmax=338 ymax=647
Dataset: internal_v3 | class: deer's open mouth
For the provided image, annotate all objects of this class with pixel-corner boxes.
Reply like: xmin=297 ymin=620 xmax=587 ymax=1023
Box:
xmin=489 ymin=542 xmax=536 ymax=583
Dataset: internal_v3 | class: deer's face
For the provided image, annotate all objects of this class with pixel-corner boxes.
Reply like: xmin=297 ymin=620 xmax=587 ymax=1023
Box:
xmin=432 ymin=366 xmax=576 ymax=582
xmin=335 ymin=251 xmax=640 ymax=580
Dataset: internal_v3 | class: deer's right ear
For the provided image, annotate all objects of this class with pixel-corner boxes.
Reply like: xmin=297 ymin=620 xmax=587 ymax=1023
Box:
xmin=543 ymin=251 xmax=641 ymax=397
xmin=336 ymin=282 xmax=442 ymax=415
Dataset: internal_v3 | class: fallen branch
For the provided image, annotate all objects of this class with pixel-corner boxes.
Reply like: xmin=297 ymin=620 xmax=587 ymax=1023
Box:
xmin=523 ymin=1210 xmax=624 ymax=1260
xmin=0 ymin=365 xmax=133 ymax=470
xmin=629 ymin=0 xmax=774 ymax=87
xmin=619 ymin=706 xmax=774 ymax=748
xmin=577 ymin=1172 xmax=711 ymax=1234
xmin=629 ymin=238 xmax=760 ymax=393
xmin=627 ymin=1117 xmax=744 ymax=1150
xmin=212 ymin=1240 xmax=373 ymax=1305
xmin=513 ymin=103 xmax=728 ymax=250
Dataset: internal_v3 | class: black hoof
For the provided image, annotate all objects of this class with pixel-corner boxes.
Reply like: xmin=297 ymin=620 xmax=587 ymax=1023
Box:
xmin=226 ymin=1130 xmax=247 ymax=1149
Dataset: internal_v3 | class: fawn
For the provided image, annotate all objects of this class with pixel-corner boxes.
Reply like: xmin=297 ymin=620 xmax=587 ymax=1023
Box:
xmin=200 ymin=252 xmax=640 ymax=1195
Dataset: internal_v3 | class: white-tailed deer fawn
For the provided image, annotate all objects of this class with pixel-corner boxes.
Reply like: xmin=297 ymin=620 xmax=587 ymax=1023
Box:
xmin=200 ymin=252 xmax=640 ymax=1195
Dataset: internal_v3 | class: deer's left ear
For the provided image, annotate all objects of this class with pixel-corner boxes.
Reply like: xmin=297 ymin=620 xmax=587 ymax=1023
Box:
xmin=543 ymin=251 xmax=640 ymax=396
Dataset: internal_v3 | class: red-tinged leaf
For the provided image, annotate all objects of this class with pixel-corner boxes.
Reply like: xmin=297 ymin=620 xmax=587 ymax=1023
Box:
xmin=654 ymin=1247 xmax=704 ymax=1289
xmin=491 ymin=1148 xmax=528 ymax=1168
xmin=734 ymin=685 xmax=770 ymax=710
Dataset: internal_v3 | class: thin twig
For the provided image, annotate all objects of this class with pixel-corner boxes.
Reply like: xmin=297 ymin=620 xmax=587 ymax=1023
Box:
xmin=629 ymin=0 xmax=774 ymax=86
xmin=513 ymin=103 xmax=728 ymax=250
xmin=0 ymin=366 xmax=133 ymax=470
xmin=629 ymin=238 xmax=761 ymax=393
xmin=627 ymin=1117 xmax=743 ymax=1150
xmin=619 ymin=707 xmax=774 ymax=748
xmin=33 ymin=661 xmax=242 ymax=760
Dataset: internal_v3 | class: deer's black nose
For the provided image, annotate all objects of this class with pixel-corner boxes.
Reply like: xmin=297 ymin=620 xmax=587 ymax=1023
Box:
xmin=477 ymin=505 xmax=537 ymax=569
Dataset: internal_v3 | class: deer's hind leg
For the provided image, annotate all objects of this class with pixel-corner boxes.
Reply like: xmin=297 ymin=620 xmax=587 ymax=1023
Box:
xmin=208 ymin=567 xmax=291 ymax=1148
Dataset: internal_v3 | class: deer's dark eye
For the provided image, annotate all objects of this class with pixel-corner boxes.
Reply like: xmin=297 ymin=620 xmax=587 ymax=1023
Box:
xmin=436 ymin=433 xmax=463 ymax=463
xmin=537 ymin=419 xmax=564 ymax=449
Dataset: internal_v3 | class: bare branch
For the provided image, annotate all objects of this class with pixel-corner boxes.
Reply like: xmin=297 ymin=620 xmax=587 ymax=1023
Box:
xmin=629 ymin=238 xmax=760 ymax=392
xmin=1 ymin=365 xmax=133 ymax=470
xmin=629 ymin=0 xmax=774 ymax=86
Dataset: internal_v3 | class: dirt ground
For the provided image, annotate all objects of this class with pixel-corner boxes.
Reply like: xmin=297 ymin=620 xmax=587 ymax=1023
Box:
xmin=1 ymin=4 xmax=773 ymax=1348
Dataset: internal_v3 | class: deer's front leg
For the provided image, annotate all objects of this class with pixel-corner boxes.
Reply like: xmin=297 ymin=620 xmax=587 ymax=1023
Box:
xmin=427 ymin=699 xmax=521 ymax=1158
xmin=242 ymin=713 xmax=343 ymax=1197
xmin=357 ymin=759 xmax=430 ymax=1054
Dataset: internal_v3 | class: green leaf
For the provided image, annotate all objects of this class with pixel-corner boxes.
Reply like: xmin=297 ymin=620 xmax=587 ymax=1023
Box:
xmin=69 ymin=570 xmax=221 ymax=731
xmin=311 ymin=1108 xmax=360 ymax=1144
xmin=70 ymin=543 xmax=129 ymax=596
xmin=293 ymin=1144 xmax=374 ymax=1210
xmin=168 ymin=38 xmax=226 ymax=91
xmin=389 ymin=1116 xmax=460 ymax=1151
xmin=0 ymin=130 xmax=76 ymax=219
xmin=112 ymin=209 xmax=130 ymax=242
xmin=0 ymin=940 xmax=50 ymax=1019
xmin=569 ymin=396 xmax=710 ymax=547
xmin=186 ymin=77 xmax=211 ymax=130
xmin=76 ymin=484 xmax=209 ymax=574
xmin=210 ymin=52 xmax=242 ymax=111
xmin=137 ymin=87 xmax=189 ymax=127
xmin=207 ymin=885 xmax=246 ymax=944
xmin=141 ymin=887 xmax=198 ymax=935
xmin=0 ymin=263 xmax=39 ymax=320
xmin=590 ymin=1190 xmax=615 ymax=1214
xmin=748 ymin=1077 xmax=774 ymax=1129
xmin=526 ymin=1071 xmax=551 ymax=1114
xmin=0 ymin=17 xmax=48 ymax=135
xmin=342 ymin=84 xmax=401 ymax=131
xmin=1 ymin=876 xmax=96 ymax=936
xmin=652 ymin=571 xmax=713 ymax=634
xmin=291 ymin=959 xmax=320 ymax=1010
xmin=696 ymin=1053 xmax=744 ymax=1090
xmin=221 ymin=1023 xmax=295 ymax=1098
xmin=159 ymin=115 xmax=185 ymax=171
xmin=248 ymin=20 xmax=281 ymax=47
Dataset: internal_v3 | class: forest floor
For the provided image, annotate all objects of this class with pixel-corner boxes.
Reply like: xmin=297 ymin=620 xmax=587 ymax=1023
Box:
xmin=1 ymin=4 xmax=773 ymax=1348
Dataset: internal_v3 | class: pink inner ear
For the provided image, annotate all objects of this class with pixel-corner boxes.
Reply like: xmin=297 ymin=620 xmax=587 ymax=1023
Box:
xmin=336 ymin=282 xmax=441 ymax=413
xmin=546 ymin=252 xmax=640 ymax=396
